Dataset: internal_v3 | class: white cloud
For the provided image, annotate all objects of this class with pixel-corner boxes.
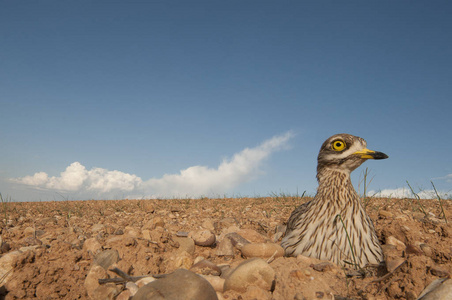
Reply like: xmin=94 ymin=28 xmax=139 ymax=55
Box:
xmin=369 ymin=187 xmax=450 ymax=199
xmin=14 ymin=162 xmax=142 ymax=193
xmin=433 ymin=174 xmax=452 ymax=183
xmin=12 ymin=132 xmax=294 ymax=199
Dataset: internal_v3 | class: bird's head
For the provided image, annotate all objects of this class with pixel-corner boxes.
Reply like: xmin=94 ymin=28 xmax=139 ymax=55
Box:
xmin=317 ymin=133 xmax=388 ymax=175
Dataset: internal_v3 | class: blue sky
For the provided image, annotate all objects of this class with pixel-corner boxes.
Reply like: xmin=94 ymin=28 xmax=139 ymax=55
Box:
xmin=1 ymin=1 xmax=451 ymax=201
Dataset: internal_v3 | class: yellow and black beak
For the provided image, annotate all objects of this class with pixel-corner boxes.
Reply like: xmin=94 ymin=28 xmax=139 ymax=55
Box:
xmin=353 ymin=148 xmax=388 ymax=160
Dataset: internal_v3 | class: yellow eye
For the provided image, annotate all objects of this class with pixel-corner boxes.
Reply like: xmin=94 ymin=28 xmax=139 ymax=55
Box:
xmin=332 ymin=140 xmax=346 ymax=151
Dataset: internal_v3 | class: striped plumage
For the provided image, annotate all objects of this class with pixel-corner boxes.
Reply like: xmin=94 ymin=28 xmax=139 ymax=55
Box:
xmin=281 ymin=134 xmax=388 ymax=268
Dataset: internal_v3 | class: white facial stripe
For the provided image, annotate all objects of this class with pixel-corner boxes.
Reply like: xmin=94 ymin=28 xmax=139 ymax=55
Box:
xmin=323 ymin=141 xmax=365 ymax=161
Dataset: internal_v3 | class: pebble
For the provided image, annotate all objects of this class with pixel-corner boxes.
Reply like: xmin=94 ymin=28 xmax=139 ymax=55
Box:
xmin=420 ymin=244 xmax=434 ymax=257
xmin=126 ymin=281 xmax=139 ymax=296
xmin=84 ymin=265 xmax=108 ymax=299
xmin=190 ymin=259 xmax=222 ymax=276
xmin=386 ymin=236 xmax=406 ymax=251
xmin=142 ymin=229 xmax=151 ymax=240
xmin=430 ymin=266 xmax=449 ymax=277
xmin=135 ymin=276 xmax=156 ymax=288
xmin=143 ymin=202 xmax=155 ymax=213
xmin=418 ymin=278 xmax=452 ymax=299
xmin=124 ymin=236 xmax=137 ymax=247
xmin=190 ymin=230 xmax=216 ymax=247
xmin=173 ymin=251 xmax=194 ymax=269
xmin=83 ymin=238 xmax=102 ymax=254
xmin=310 ymin=262 xmax=334 ymax=272
xmin=225 ymin=232 xmax=250 ymax=250
xmin=386 ymin=258 xmax=406 ymax=273
xmin=0 ymin=241 xmax=11 ymax=254
xmin=23 ymin=227 xmax=35 ymax=237
xmin=378 ymin=210 xmax=393 ymax=219
xmin=116 ymin=290 xmax=132 ymax=300
xmin=132 ymin=269 xmax=218 ymax=300
xmin=406 ymin=244 xmax=423 ymax=255
xmin=91 ymin=223 xmax=105 ymax=233
xmin=413 ymin=212 xmax=426 ymax=222
xmin=91 ymin=283 xmax=119 ymax=300
xmin=142 ymin=217 xmax=165 ymax=230
xmin=237 ymin=229 xmax=268 ymax=243
xmin=224 ymin=258 xmax=275 ymax=293
xmin=215 ymin=237 xmax=235 ymax=257
xmin=240 ymin=243 xmax=284 ymax=259
xmin=200 ymin=274 xmax=225 ymax=292
xmin=94 ymin=249 xmax=120 ymax=270
xmin=202 ymin=219 xmax=215 ymax=231
xmin=0 ymin=250 xmax=22 ymax=284
xmin=244 ymin=285 xmax=272 ymax=300
xmin=173 ymin=236 xmax=195 ymax=255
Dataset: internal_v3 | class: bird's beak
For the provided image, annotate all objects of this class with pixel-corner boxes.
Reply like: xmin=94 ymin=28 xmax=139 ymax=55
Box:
xmin=353 ymin=148 xmax=388 ymax=160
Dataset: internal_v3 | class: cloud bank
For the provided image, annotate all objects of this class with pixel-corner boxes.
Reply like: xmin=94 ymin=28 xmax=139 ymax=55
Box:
xmin=13 ymin=132 xmax=294 ymax=199
xmin=369 ymin=187 xmax=450 ymax=199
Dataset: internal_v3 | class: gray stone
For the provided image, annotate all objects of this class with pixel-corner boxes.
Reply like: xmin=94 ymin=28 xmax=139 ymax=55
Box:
xmin=94 ymin=250 xmax=120 ymax=270
xmin=132 ymin=269 xmax=218 ymax=300
xmin=417 ymin=278 xmax=452 ymax=299
xmin=216 ymin=237 xmax=234 ymax=257
xmin=225 ymin=232 xmax=250 ymax=250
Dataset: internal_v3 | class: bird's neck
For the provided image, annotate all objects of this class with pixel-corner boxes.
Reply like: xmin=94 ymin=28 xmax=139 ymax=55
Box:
xmin=316 ymin=168 xmax=359 ymax=204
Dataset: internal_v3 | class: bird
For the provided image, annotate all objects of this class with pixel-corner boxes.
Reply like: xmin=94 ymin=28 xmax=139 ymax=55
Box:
xmin=281 ymin=133 xmax=388 ymax=268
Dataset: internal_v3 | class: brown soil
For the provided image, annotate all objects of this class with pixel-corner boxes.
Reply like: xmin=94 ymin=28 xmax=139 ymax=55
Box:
xmin=0 ymin=196 xmax=451 ymax=299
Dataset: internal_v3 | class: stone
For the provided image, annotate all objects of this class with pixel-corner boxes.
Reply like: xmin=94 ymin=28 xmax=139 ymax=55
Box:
xmin=237 ymin=229 xmax=268 ymax=243
xmin=132 ymin=269 xmax=218 ymax=300
xmin=173 ymin=251 xmax=194 ymax=269
xmin=136 ymin=277 xmax=156 ymax=288
xmin=126 ymin=281 xmax=139 ymax=296
xmin=417 ymin=278 xmax=452 ymax=299
xmin=225 ymin=232 xmax=250 ymax=250
xmin=202 ymin=219 xmax=215 ymax=231
xmin=190 ymin=259 xmax=222 ymax=276
xmin=190 ymin=230 xmax=216 ymax=247
xmin=23 ymin=227 xmax=35 ymax=237
xmin=83 ymin=238 xmax=102 ymax=254
xmin=143 ymin=202 xmax=155 ymax=213
xmin=224 ymin=258 xmax=276 ymax=293
xmin=152 ymin=216 xmax=165 ymax=229
xmin=386 ymin=258 xmax=406 ymax=273
xmin=386 ymin=236 xmax=406 ymax=251
xmin=94 ymin=250 xmax=120 ymax=270
xmin=91 ymin=223 xmax=105 ymax=233
xmin=200 ymin=275 xmax=225 ymax=292
xmin=84 ymin=265 xmax=108 ymax=299
xmin=91 ymin=283 xmax=119 ymax=300
xmin=0 ymin=250 xmax=22 ymax=285
xmin=173 ymin=236 xmax=195 ymax=255
xmin=244 ymin=285 xmax=272 ymax=300
xmin=142 ymin=229 xmax=151 ymax=240
xmin=116 ymin=290 xmax=132 ymax=300
xmin=310 ymin=262 xmax=335 ymax=272
xmin=216 ymin=237 xmax=234 ymax=257
xmin=406 ymin=244 xmax=423 ymax=255
xmin=124 ymin=237 xmax=137 ymax=247
xmin=430 ymin=266 xmax=449 ymax=277
xmin=420 ymin=244 xmax=434 ymax=257
xmin=378 ymin=210 xmax=393 ymax=219
xmin=240 ymin=243 xmax=284 ymax=259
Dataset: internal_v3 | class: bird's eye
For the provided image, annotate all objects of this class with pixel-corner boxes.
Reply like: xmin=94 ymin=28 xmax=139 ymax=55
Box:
xmin=332 ymin=140 xmax=346 ymax=151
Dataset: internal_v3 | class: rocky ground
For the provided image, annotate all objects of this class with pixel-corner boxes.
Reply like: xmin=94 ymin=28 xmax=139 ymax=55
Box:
xmin=0 ymin=196 xmax=451 ymax=299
